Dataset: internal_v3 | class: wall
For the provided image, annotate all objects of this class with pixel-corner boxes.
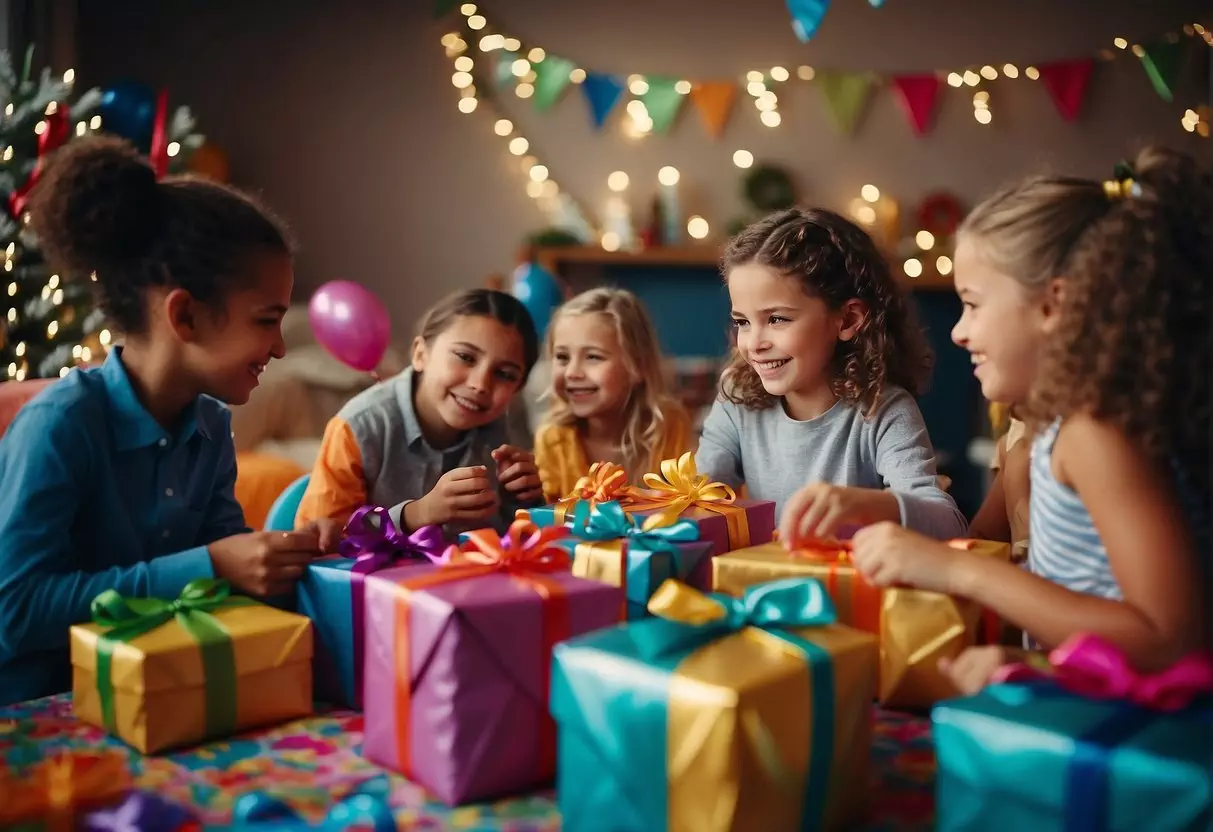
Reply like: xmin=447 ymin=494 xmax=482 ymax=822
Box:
xmin=73 ymin=0 xmax=1209 ymax=332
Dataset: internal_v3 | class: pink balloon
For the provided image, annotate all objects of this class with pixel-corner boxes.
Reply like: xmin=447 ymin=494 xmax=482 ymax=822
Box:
xmin=308 ymin=280 xmax=391 ymax=372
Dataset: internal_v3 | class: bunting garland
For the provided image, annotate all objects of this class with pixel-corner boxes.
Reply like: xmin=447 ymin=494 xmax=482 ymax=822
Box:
xmin=442 ymin=7 xmax=1211 ymax=141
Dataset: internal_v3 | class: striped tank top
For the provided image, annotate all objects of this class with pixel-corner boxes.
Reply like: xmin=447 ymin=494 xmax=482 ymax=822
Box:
xmin=1028 ymin=419 xmax=1122 ymax=600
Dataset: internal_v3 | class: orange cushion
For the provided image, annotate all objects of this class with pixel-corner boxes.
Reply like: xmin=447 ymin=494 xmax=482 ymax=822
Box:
xmin=235 ymin=451 xmax=307 ymax=530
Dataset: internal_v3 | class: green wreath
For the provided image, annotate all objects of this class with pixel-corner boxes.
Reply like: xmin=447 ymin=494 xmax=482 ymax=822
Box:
xmin=744 ymin=165 xmax=797 ymax=213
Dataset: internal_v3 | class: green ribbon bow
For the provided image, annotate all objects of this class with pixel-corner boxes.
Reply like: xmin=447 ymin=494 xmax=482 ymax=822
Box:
xmin=572 ymin=500 xmax=700 ymax=553
xmin=91 ymin=578 xmax=253 ymax=738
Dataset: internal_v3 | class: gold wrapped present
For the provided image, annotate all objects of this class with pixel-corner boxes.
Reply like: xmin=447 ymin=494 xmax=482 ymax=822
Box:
xmin=712 ymin=539 xmax=1011 ymax=709
xmin=70 ymin=579 xmax=313 ymax=754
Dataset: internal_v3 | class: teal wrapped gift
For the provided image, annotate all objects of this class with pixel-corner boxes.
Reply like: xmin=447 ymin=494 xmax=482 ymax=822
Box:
xmin=556 ymin=501 xmax=714 ymax=619
xmin=933 ymin=634 xmax=1213 ymax=832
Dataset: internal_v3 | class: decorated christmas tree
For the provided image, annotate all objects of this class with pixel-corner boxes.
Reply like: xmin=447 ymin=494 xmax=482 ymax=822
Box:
xmin=0 ymin=49 xmax=204 ymax=381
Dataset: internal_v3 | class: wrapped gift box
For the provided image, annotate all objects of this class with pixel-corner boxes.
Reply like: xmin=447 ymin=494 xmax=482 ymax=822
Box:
xmin=557 ymin=501 xmax=714 ymax=619
xmin=297 ymin=507 xmax=448 ymax=708
xmin=712 ymin=539 xmax=1010 ymax=709
xmin=71 ymin=579 xmax=313 ymax=754
xmin=0 ymin=750 xmax=131 ymax=830
xmin=933 ymin=635 xmax=1213 ymax=831
xmin=552 ymin=578 xmax=878 ymax=832
xmin=362 ymin=519 xmax=624 ymax=805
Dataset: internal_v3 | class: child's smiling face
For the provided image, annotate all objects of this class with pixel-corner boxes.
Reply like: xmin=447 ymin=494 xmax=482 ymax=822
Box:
xmin=951 ymin=235 xmax=1058 ymax=405
xmin=550 ymin=312 xmax=633 ymax=422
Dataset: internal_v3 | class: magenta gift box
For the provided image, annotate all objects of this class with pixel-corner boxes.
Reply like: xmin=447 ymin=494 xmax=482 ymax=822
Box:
xmin=630 ymin=499 xmax=776 ymax=557
xmin=361 ymin=565 xmax=624 ymax=805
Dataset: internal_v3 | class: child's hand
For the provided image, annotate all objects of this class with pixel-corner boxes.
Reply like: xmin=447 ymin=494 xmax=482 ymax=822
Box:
xmin=407 ymin=466 xmax=499 ymax=529
xmin=779 ymin=483 xmax=898 ymax=544
xmin=849 ymin=521 xmax=962 ymax=593
xmin=297 ymin=518 xmax=344 ymax=553
xmin=492 ymin=444 xmax=543 ymax=503
xmin=938 ymin=645 xmax=1009 ymax=695
xmin=208 ymin=530 xmax=322 ymax=597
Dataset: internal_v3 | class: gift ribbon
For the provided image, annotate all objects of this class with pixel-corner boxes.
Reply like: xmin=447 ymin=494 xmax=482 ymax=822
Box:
xmin=623 ymin=453 xmax=751 ymax=549
xmin=391 ymin=517 xmax=572 ymax=779
xmin=569 ymin=500 xmax=700 ymax=617
xmin=90 ymin=578 xmax=253 ymax=739
xmin=339 ymin=506 xmax=447 ymax=701
xmin=0 ymin=751 xmax=130 ymax=832
xmin=8 ymin=106 xmax=71 ymax=218
xmin=988 ymin=634 xmax=1213 ymax=832
xmin=148 ymin=89 xmax=170 ymax=178
xmin=232 ymin=777 xmax=395 ymax=830
xmin=643 ymin=578 xmax=838 ymax=830
xmin=553 ymin=460 xmax=631 ymax=523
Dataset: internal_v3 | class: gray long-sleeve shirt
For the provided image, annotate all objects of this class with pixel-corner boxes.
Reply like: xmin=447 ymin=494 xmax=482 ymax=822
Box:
xmin=694 ymin=386 xmax=967 ymax=540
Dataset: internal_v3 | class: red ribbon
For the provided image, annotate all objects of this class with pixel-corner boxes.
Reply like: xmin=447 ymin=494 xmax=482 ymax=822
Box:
xmin=391 ymin=518 xmax=572 ymax=779
xmin=8 ymin=107 xmax=71 ymax=218
xmin=148 ymin=89 xmax=169 ymax=178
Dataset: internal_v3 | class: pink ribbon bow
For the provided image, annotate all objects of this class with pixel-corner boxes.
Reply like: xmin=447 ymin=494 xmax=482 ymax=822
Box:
xmin=991 ymin=633 xmax=1213 ymax=712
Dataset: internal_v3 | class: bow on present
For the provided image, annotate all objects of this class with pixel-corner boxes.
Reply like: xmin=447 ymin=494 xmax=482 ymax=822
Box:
xmin=553 ymin=460 xmax=632 ymax=523
xmin=0 ymin=751 xmax=131 ymax=831
xmin=571 ymin=499 xmax=700 ymax=553
xmin=339 ymin=506 xmax=448 ymax=571
xmin=90 ymin=578 xmax=254 ymax=738
xmin=624 ymin=453 xmax=751 ymax=548
xmin=232 ymin=777 xmax=395 ymax=831
xmin=642 ymin=578 xmax=839 ymax=827
xmin=992 ymin=633 xmax=1213 ymax=713
xmin=443 ymin=516 xmax=572 ymax=574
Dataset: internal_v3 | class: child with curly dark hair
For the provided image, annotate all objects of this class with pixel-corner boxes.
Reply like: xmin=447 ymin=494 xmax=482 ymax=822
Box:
xmin=0 ymin=137 xmax=340 ymax=705
xmin=849 ymin=147 xmax=1211 ymax=691
xmin=695 ymin=206 xmax=966 ymax=539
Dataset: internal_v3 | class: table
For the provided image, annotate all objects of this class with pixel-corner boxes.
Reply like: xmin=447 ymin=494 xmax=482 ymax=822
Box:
xmin=0 ymin=695 xmax=937 ymax=830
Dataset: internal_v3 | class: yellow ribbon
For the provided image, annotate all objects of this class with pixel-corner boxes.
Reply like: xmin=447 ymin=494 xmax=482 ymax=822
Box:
xmin=553 ymin=461 xmax=632 ymax=523
xmin=623 ymin=453 xmax=751 ymax=549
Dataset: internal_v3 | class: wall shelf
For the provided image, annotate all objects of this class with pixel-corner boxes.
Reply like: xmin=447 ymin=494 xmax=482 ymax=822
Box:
xmin=534 ymin=245 xmax=956 ymax=290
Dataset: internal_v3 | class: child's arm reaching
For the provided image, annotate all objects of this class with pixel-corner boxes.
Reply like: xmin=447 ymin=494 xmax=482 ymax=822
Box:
xmin=850 ymin=415 xmax=1206 ymax=672
xmin=693 ymin=400 xmax=744 ymax=488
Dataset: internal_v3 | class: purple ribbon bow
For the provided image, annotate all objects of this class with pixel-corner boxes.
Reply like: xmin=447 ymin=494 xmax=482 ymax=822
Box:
xmin=339 ymin=506 xmax=448 ymax=700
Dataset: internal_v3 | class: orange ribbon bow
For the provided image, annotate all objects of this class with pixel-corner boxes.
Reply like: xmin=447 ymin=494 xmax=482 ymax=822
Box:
xmin=553 ymin=461 xmax=632 ymax=523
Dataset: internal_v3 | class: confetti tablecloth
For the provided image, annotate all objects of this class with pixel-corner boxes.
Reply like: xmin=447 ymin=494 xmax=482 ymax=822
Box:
xmin=0 ymin=695 xmax=936 ymax=830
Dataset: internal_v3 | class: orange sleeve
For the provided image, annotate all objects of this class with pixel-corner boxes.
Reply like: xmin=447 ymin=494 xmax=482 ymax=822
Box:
xmin=535 ymin=423 xmax=573 ymax=503
xmin=295 ymin=417 xmax=368 ymax=528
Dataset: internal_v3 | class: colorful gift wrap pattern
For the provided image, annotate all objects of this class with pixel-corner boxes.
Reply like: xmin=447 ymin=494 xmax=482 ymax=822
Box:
xmin=932 ymin=634 xmax=1213 ymax=832
xmin=70 ymin=579 xmax=314 ymax=754
xmin=551 ymin=578 xmax=879 ymax=832
xmin=361 ymin=518 xmax=624 ymax=805
xmin=296 ymin=507 xmax=448 ymax=708
xmin=712 ymin=540 xmax=1009 ymax=709
xmin=558 ymin=500 xmax=715 ymax=619
xmin=1 ymin=693 xmax=938 ymax=831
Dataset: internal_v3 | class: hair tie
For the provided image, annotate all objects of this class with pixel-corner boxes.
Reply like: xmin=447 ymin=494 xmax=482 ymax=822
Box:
xmin=1103 ymin=161 xmax=1142 ymax=201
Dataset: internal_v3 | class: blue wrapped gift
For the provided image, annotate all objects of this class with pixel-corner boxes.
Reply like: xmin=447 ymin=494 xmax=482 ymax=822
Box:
xmin=933 ymin=634 xmax=1213 ymax=832
xmin=296 ymin=507 xmax=447 ymax=708
xmin=555 ymin=500 xmax=714 ymax=619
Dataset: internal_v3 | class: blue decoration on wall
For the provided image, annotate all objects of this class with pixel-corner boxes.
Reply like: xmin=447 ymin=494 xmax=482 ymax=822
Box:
xmin=581 ymin=72 xmax=625 ymax=129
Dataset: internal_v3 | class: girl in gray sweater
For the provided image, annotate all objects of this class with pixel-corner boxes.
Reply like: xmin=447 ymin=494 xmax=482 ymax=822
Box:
xmin=695 ymin=207 xmax=967 ymax=542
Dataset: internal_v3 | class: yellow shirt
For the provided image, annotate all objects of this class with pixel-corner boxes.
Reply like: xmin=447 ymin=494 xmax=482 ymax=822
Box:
xmin=535 ymin=405 xmax=694 ymax=502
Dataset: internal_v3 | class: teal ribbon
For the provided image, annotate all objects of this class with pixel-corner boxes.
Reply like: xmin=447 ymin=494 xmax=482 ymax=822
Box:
xmin=90 ymin=578 xmax=253 ymax=738
xmin=642 ymin=578 xmax=838 ymax=830
xmin=572 ymin=499 xmax=699 ymax=555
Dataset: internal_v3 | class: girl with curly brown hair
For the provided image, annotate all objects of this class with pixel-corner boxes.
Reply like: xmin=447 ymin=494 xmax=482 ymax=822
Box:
xmin=0 ymin=137 xmax=340 ymax=704
xmin=848 ymin=147 xmax=1211 ymax=691
xmin=695 ymin=207 xmax=966 ymax=539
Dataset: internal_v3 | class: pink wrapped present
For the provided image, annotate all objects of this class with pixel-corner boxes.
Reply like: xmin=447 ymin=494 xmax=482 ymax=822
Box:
xmin=361 ymin=517 xmax=624 ymax=805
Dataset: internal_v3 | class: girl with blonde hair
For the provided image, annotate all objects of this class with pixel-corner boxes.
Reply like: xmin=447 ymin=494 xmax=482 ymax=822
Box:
xmin=534 ymin=287 xmax=692 ymax=500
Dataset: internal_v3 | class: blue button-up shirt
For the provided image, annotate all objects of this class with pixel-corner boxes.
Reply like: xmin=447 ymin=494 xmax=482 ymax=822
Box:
xmin=0 ymin=348 xmax=248 ymax=704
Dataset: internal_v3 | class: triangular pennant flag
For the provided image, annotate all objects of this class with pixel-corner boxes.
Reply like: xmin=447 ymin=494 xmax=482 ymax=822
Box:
xmin=868 ymin=0 xmax=886 ymax=5
xmin=495 ymin=51 xmax=519 ymax=88
xmin=1038 ymin=58 xmax=1093 ymax=122
xmin=1138 ymin=40 xmax=1184 ymax=102
xmin=641 ymin=76 xmax=685 ymax=134
xmin=434 ymin=0 xmax=459 ymax=17
xmin=581 ymin=72 xmax=624 ymax=129
xmin=690 ymin=82 xmax=738 ymax=138
xmin=891 ymin=74 xmax=942 ymax=136
xmin=532 ymin=55 xmax=576 ymax=111
xmin=787 ymin=0 xmax=831 ymax=42
xmin=816 ymin=71 xmax=876 ymax=134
